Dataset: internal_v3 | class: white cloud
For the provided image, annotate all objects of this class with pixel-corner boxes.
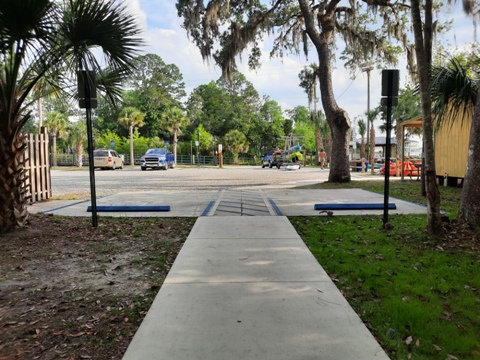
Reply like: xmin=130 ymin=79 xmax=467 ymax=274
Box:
xmin=124 ymin=0 xmax=147 ymax=33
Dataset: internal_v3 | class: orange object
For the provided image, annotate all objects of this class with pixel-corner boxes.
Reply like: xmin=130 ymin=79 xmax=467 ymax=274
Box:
xmin=380 ymin=160 xmax=419 ymax=176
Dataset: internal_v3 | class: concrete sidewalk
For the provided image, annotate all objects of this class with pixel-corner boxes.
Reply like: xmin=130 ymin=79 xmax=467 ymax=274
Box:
xmin=122 ymin=217 xmax=389 ymax=359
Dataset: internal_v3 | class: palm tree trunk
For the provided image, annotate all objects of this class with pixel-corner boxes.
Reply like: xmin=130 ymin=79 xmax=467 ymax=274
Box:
xmin=52 ymin=135 xmax=57 ymax=167
xmin=173 ymin=130 xmax=178 ymax=165
xmin=0 ymin=132 xmax=29 ymax=233
xmin=37 ymin=98 xmax=43 ymax=133
xmin=396 ymin=122 xmax=403 ymax=156
xmin=370 ymin=127 xmax=375 ymax=174
xmin=315 ymin=127 xmax=323 ymax=164
xmin=76 ymin=144 xmax=83 ymax=167
xmin=129 ymin=125 xmax=134 ymax=165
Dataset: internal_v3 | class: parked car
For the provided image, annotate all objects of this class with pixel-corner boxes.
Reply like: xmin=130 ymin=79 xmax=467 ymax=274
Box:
xmin=93 ymin=149 xmax=124 ymax=170
xmin=140 ymin=148 xmax=175 ymax=170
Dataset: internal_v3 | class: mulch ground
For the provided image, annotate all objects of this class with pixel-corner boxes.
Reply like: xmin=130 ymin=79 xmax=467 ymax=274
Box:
xmin=0 ymin=214 xmax=196 ymax=360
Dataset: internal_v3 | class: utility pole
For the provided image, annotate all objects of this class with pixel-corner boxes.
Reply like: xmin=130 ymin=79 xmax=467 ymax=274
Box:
xmin=197 ymin=129 xmax=200 ymax=167
xmin=362 ymin=64 xmax=373 ymax=155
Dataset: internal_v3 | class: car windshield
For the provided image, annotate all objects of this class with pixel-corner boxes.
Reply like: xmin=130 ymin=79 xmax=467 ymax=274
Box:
xmin=146 ymin=148 xmax=167 ymax=155
xmin=94 ymin=150 xmax=109 ymax=156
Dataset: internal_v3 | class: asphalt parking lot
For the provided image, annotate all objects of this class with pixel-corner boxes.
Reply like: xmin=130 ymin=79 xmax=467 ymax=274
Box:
xmin=49 ymin=165 xmax=336 ymax=197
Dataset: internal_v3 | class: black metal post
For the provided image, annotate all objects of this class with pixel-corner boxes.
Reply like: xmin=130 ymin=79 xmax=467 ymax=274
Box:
xmin=85 ymin=106 xmax=98 ymax=227
xmin=81 ymin=72 xmax=98 ymax=228
xmin=383 ymin=73 xmax=394 ymax=227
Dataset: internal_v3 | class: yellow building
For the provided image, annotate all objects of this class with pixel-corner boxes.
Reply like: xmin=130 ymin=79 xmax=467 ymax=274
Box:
xmin=402 ymin=111 xmax=472 ymax=181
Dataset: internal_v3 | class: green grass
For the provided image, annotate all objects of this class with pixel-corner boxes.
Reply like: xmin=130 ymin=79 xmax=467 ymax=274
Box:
xmin=290 ymin=181 xmax=480 ymax=359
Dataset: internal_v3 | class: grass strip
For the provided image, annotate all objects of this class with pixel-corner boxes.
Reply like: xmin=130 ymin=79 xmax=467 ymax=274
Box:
xmin=291 ymin=180 xmax=479 ymax=359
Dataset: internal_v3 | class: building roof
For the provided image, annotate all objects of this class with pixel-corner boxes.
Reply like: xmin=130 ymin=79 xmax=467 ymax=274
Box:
xmin=356 ymin=137 xmax=397 ymax=146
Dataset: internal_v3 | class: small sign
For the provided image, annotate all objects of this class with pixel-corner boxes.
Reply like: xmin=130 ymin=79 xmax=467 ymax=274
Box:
xmin=110 ymin=140 xmax=114 ymax=148
xmin=166 ymin=140 xmax=169 ymax=147
xmin=195 ymin=141 xmax=199 ymax=147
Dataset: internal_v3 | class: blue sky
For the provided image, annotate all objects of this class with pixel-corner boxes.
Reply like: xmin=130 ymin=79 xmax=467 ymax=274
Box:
xmin=125 ymin=1 xmax=478 ymax=130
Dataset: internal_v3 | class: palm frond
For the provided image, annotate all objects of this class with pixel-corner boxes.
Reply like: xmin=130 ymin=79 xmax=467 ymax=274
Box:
xmin=58 ymin=0 xmax=143 ymax=74
xmin=431 ymin=57 xmax=478 ymax=130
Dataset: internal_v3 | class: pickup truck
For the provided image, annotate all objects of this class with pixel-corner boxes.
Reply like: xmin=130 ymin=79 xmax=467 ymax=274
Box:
xmin=261 ymin=150 xmax=276 ymax=168
xmin=140 ymin=148 xmax=175 ymax=170
xmin=262 ymin=150 xmax=283 ymax=168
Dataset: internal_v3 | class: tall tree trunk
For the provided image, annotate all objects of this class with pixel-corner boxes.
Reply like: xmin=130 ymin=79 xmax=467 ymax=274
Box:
xmin=76 ymin=143 xmax=83 ymax=167
xmin=411 ymin=0 xmax=443 ymax=235
xmin=370 ymin=127 xmax=375 ymax=174
xmin=299 ymin=0 xmax=351 ymax=182
xmin=315 ymin=127 xmax=323 ymax=164
xmin=173 ymin=129 xmax=178 ymax=165
xmin=52 ymin=135 xmax=57 ymax=167
xmin=396 ymin=122 xmax=403 ymax=156
xmin=37 ymin=98 xmax=43 ymax=133
xmin=458 ymin=91 xmax=480 ymax=225
xmin=360 ymin=137 xmax=366 ymax=159
xmin=129 ymin=125 xmax=134 ymax=165
xmin=0 ymin=132 xmax=29 ymax=233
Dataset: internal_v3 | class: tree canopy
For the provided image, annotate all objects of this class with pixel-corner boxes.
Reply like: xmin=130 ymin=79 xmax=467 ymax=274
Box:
xmin=176 ymin=0 xmax=412 ymax=182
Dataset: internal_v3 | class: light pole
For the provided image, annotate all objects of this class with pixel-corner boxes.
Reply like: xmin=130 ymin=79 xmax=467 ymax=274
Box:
xmin=196 ymin=129 xmax=200 ymax=167
xmin=362 ymin=64 xmax=373 ymax=155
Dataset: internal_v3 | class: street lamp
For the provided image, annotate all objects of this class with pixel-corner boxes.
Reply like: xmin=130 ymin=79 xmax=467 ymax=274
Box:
xmin=196 ymin=129 xmax=200 ymax=167
xmin=361 ymin=63 xmax=374 ymax=154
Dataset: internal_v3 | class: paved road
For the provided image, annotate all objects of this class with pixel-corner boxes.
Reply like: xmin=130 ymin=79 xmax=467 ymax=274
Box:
xmin=51 ymin=165 xmax=381 ymax=198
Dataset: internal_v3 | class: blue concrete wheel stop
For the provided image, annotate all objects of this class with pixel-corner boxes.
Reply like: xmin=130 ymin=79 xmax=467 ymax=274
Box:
xmin=87 ymin=205 xmax=171 ymax=212
xmin=314 ymin=203 xmax=396 ymax=210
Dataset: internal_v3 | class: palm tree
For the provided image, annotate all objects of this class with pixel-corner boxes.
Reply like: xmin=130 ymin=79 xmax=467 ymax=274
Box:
xmin=224 ymin=130 xmax=249 ymax=164
xmin=44 ymin=111 xmax=68 ymax=166
xmin=118 ymin=107 xmax=145 ymax=165
xmin=358 ymin=119 xmax=366 ymax=159
xmin=67 ymin=121 xmax=87 ymax=167
xmin=430 ymin=56 xmax=480 ymax=227
xmin=162 ymin=107 xmax=189 ymax=165
xmin=0 ymin=0 xmax=142 ymax=233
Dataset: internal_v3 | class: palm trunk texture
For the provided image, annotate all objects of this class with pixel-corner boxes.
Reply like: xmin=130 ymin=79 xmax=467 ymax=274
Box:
xmin=0 ymin=132 xmax=29 ymax=233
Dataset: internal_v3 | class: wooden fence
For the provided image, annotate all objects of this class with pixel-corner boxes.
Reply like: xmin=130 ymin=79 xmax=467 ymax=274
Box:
xmin=24 ymin=128 xmax=51 ymax=203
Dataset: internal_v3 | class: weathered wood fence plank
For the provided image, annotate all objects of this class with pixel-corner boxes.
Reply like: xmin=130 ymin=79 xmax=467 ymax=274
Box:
xmin=24 ymin=128 xmax=51 ymax=203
